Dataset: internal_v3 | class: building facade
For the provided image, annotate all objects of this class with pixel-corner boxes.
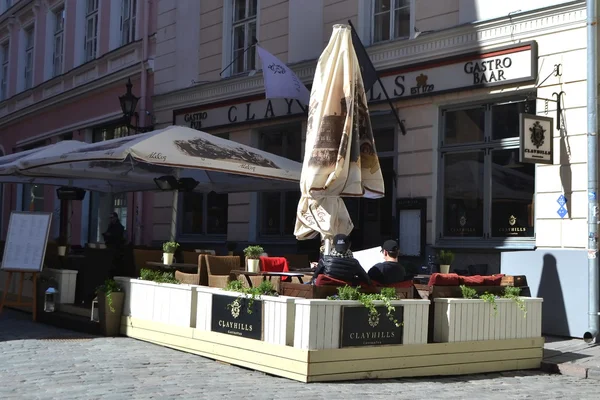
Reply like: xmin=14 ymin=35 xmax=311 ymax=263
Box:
xmin=153 ymin=0 xmax=590 ymax=336
xmin=0 ymin=0 xmax=157 ymax=246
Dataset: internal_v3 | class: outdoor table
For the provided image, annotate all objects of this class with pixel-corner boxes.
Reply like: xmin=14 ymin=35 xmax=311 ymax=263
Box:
xmin=146 ymin=261 xmax=198 ymax=272
xmin=229 ymin=270 xmax=305 ymax=287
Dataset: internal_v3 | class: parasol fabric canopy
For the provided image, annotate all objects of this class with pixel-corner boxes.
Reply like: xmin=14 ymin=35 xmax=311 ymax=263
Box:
xmin=294 ymin=24 xmax=385 ymax=242
xmin=0 ymin=141 xmax=151 ymax=193
xmin=15 ymin=126 xmax=302 ymax=193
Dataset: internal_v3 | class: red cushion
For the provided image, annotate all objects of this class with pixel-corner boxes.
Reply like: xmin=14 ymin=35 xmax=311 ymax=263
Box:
xmin=459 ymin=275 xmax=485 ymax=286
xmin=428 ymin=273 xmax=460 ymax=286
xmin=483 ymin=274 xmax=504 ymax=286
xmin=260 ymin=256 xmax=290 ymax=273
xmin=315 ymin=274 xmax=351 ymax=286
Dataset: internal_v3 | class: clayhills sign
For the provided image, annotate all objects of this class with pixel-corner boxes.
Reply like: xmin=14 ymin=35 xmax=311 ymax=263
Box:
xmin=174 ymin=42 xmax=537 ymax=131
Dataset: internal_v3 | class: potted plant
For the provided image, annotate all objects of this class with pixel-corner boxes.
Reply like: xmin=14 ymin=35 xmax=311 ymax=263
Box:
xmin=96 ymin=279 xmax=125 ymax=336
xmin=244 ymin=245 xmax=264 ymax=272
xmin=55 ymin=236 xmax=67 ymax=256
xmin=226 ymin=241 xmax=238 ymax=256
xmin=162 ymin=241 xmax=179 ymax=265
xmin=437 ymin=250 xmax=455 ymax=274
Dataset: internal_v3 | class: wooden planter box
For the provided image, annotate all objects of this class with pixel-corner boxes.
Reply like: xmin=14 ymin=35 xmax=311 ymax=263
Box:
xmin=433 ymin=298 xmax=543 ymax=343
xmin=194 ymin=286 xmax=296 ymax=346
xmin=293 ymin=299 xmax=430 ymax=350
xmin=279 ymin=282 xmax=413 ymax=299
xmin=115 ymin=277 xmax=195 ymax=328
xmin=46 ymin=268 xmax=78 ymax=304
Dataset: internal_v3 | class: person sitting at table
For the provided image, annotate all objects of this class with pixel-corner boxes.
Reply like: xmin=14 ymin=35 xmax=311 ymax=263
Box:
xmin=368 ymin=240 xmax=406 ymax=285
xmin=102 ymin=212 xmax=125 ymax=247
xmin=309 ymin=234 xmax=371 ymax=286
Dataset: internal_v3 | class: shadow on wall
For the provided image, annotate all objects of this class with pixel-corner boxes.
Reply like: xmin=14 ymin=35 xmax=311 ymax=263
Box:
xmin=558 ymin=93 xmax=572 ymax=217
xmin=537 ymin=253 xmax=568 ymax=336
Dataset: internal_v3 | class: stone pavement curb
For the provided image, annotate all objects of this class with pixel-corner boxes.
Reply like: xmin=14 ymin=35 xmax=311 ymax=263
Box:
xmin=541 ymin=360 xmax=600 ymax=380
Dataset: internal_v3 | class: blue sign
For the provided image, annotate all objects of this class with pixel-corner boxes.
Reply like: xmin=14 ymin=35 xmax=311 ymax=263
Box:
xmin=557 ymin=207 xmax=568 ymax=218
xmin=557 ymin=195 xmax=567 ymax=206
xmin=590 ymin=192 xmax=597 ymax=201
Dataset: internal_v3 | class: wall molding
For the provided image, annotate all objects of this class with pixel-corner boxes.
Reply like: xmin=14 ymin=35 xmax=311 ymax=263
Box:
xmin=154 ymin=1 xmax=586 ymax=114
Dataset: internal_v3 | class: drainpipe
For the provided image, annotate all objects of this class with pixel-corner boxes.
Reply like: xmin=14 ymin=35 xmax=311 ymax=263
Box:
xmin=133 ymin=0 xmax=151 ymax=245
xmin=584 ymin=0 xmax=599 ymax=344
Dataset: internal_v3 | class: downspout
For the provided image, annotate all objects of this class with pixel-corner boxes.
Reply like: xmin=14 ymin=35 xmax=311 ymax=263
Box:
xmin=584 ymin=0 xmax=599 ymax=344
xmin=134 ymin=0 xmax=151 ymax=245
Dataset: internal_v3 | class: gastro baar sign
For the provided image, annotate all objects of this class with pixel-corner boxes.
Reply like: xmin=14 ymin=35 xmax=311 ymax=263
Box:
xmin=211 ymin=294 xmax=263 ymax=340
xmin=340 ymin=306 xmax=403 ymax=347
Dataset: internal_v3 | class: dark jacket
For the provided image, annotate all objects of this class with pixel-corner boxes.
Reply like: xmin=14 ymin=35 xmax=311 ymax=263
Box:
xmin=368 ymin=261 xmax=406 ymax=284
xmin=103 ymin=222 xmax=125 ymax=246
xmin=311 ymin=255 xmax=372 ymax=286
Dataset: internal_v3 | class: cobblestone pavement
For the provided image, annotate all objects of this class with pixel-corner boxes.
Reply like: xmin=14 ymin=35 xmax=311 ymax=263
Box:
xmin=1 ymin=310 xmax=599 ymax=400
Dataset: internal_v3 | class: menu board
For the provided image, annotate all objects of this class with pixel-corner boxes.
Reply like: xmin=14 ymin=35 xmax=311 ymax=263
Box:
xmin=1 ymin=212 xmax=52 ymax=272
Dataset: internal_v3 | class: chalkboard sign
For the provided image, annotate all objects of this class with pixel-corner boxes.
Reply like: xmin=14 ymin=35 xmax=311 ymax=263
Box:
xmin=211 ymin=294 xmax=263 ymax=340
xmin=1 ymin=212 xmax=52 ymax=272
xmin=340 ymin=305 xmax=403 ymax=347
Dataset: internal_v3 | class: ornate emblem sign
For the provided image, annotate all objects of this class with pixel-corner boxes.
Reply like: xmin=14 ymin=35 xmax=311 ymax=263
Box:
xmin=211 ymin=295 xmax=262 ymax=340
xmin=509 ymin=215 xmax=517 ymax=226
xmin=519 ymin=113 xmax=553 ymax=164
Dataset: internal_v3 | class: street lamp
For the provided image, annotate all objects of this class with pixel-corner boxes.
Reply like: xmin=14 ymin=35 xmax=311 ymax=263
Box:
xmin=118 ymin=78 xmax=153 ymax=133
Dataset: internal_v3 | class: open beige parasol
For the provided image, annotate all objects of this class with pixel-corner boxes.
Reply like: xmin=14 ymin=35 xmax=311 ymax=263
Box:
xmin=294 ymin=24 xmax=385 ymax=247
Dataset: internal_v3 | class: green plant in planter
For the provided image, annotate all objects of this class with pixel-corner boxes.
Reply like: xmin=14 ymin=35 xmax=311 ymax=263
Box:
xmin=139 ymin=268 xmax=180 ymax=284
xmin=503 ymin=286 xmax=527 ymax=317
xmin=479 ymin=292 xmax=498 ymax=315
xmin=95 ymin=278 xmax=123 ymax=313
xmin=225 ymin=279 xmax=277 ymax=314
xmin=163 ymin=241 xmax=180 ymax=254
xmin=328 ymin=286 xmax=402 ymax=328
xmin=437 ymin=250 xmax=455 ymax=265
xmin=243 ymin=245 xmax=264 ymax=259
xmin=460 ymin=285 xmax=477 ymax=299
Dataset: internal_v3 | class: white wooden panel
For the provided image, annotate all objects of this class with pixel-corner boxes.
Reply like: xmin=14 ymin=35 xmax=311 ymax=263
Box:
xmin=434 ymin=299 xmax=544 ymax=342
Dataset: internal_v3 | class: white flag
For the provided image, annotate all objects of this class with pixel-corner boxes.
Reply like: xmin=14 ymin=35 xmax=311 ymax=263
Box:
xmin=257 ymin=46 xmax=310 ymax=106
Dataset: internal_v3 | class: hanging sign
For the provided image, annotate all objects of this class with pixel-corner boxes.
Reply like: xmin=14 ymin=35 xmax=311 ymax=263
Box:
xmin=519 ymin=113 xmax=554 ymax=164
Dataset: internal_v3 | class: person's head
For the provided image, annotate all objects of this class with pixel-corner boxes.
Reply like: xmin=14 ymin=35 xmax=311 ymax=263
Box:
xmin=109 ymin=212 xmax=119 ymax=225
xmin=381 ymin=240 xmax=399 ymax=261
xmin=333 ymin=234 xmax=351 ymax=254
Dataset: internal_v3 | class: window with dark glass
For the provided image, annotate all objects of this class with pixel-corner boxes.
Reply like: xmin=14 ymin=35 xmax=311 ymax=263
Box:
xmin=180 ymin=134 xmax=229 ymax=237
xmin=440 ymin=98 xmax=536 ymax=243
xmin=259 ymin=126 xmax=301 ymax=237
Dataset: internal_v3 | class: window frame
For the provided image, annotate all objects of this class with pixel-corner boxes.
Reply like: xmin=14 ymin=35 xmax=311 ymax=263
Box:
xmin=52 ymin=6 xmax=65 ymax=77
xmin=223 ymin=0 xmax=258 ymax=77
xmin=23 ymin=25 xmax=34 ymax=90
xmin=0 ymin=41 xmax=9 ymax=100
xmin=371 ymin=0 xmax=415 ymax=44
xmin=84 ymin=0 xmax=99 ymax=62
xmin=121 ymin=0 xmax=137 ymax=46
xmin=436 ymin=96 xmax=537 ymax=250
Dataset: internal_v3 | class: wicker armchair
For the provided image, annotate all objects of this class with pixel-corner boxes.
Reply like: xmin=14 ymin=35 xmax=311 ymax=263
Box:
xmin=175 ymin=253 xmax=208 ymax=286
xmin=283 ymin=254 xmax=310 ymax=270
xmin=205 ymin=256 xmax=241 ymax=288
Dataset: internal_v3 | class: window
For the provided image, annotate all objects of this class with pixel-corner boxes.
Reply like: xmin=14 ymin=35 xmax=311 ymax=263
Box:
xmin=373 ymin=0 xmax=411 ymax=43
xmin=259 ymin=127 xmax=301 ymax=237
xmin=180 ymin=133 xmax=229 ymax=237
xmin=85 ymin=0 xmax=99 ymax=62
xmin=439 ymin=99 xmax=536 ymax=246
xmin=232 ymin=0 xmax=257 ymax=74
xmin=23 ymin=26 xmax=34 ymax=89
xmin=53 ymin=7 xmax=65 ymax=77
xmin=0 ymin=42 xmax=9 ymax=100
xmin=121 ymin=0 xmax=137 ymax=45
xmin=92 ymin=124 xmax=129 ymax=142
xmin=3 ymin=0 xmax=11 ymax=12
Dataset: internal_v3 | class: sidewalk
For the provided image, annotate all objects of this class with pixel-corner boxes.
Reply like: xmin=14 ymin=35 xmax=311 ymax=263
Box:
xmin=543 ymin=336 xmax=600 ymax=380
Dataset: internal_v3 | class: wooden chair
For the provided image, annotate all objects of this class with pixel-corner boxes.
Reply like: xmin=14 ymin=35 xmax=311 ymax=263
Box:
xmin=133 ymin=249 xmax=163 ymax=276
xmin=283 ymin=254 xmax=310 ymax=270
xmin=205 ymin=256 xmax=240 ymax=288
xmin=175 ymin=254 xmax=208 ymax=286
